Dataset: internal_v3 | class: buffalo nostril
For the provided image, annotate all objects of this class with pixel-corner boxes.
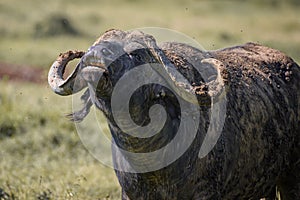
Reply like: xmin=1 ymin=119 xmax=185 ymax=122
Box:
xmin=82 ymin=50 xmax=96 ymax=64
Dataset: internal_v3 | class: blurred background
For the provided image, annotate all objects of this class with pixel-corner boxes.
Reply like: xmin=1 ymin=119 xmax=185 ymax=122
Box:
xmin=0 ymin=0 xmax=299 ymax=199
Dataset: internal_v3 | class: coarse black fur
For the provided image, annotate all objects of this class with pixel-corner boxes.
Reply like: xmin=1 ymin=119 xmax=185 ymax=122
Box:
xmin=62 ymin=30 xmax=299 ymax=199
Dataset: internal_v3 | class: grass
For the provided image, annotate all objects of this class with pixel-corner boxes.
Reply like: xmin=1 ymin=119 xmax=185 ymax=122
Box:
xmin=0 ymin=0 xmax=299 ymax=199
xmin=0 ymin=81 xmax=120 ymax=199
xmin=0 ymin=0 xmax=299 ymax=67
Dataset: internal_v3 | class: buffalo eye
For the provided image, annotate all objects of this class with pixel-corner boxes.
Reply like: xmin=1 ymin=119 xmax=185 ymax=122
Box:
xmin=101 ymin=48 xmax=112 ymax=57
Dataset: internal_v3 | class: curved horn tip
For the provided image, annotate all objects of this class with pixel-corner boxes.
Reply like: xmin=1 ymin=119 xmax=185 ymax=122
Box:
xmin=201 ymin=58 xmax=224 ymax=68
xmin=48 ymin=50 xmax=85 ymax=96
xmin=201 ymin=58 xmax=227 ymax=98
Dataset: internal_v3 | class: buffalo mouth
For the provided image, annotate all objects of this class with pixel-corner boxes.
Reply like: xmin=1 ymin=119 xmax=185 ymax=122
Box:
xmin=80 ymin=65 xmax=106 ymax=84
xmin=81 ymin=48 xmax=108 ymax=70
xmin=85 ymin=61 xmax=106 ymax=70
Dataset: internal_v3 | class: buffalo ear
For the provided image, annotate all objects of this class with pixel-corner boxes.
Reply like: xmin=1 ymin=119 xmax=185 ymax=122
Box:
xmin=141 ymin=33 xmax=226 ymax=104
xmin=139 ymin=34 xmax=198 ymax=104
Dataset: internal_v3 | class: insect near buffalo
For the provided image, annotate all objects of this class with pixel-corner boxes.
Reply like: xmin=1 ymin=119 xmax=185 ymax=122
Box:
xmin=48 ymin=29 xmax=300 ymax=200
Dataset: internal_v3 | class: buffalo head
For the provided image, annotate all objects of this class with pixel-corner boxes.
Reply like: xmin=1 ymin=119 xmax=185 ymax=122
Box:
xmin=48 ymin=29 xmax=225 ymax=122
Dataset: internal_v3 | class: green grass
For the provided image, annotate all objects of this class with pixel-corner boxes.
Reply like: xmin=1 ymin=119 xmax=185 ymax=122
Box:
xmin=0 ymin=81 xmax=120 ymax=199
xmin=0 ymin=0 xmax=299 ymax=67
xmin=0 ymin=0 xmax=299 ymax=199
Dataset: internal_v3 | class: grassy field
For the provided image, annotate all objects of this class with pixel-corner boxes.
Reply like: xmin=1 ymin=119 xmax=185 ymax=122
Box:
xmin=0 ymin=0 xmax=300 ymax=67
xmin=0 ymin=82 xmax=120 ymax=199
xmin=0 ymin=0 xmax=299 ymax=199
